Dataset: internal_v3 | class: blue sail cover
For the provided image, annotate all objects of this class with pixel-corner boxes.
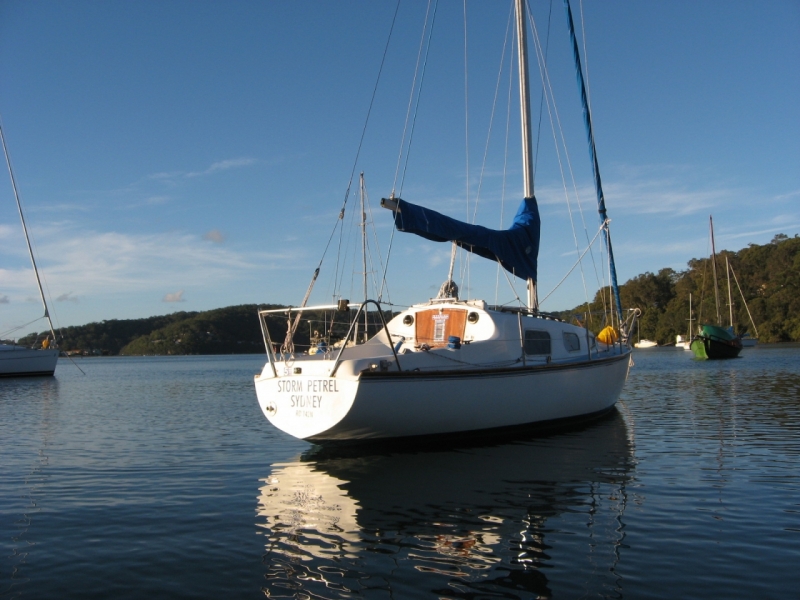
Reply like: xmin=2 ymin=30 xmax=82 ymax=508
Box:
xmin=393 ymin=196 xmax=540 ymax=282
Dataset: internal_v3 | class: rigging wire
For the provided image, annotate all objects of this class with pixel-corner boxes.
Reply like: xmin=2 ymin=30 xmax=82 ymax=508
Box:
xmin=362 ymin=180 xmax=390 ymax=303
xmin=381 ymin=0 xmax=439 ymax=301
xmin=539 ymin=219 xmax=607 ymax=305
xmin=527 ymin=11 xmax=589 ymax=299
xmin=453 ymin=0 xmax=470 ymax=295
xmin=576 ymin=0 xmax=609 ymax=321
xmin=495 ymin=15 xmax=515 ymax=308
xmin=532 ymin=0 xmax=555 ymax=187
xmin=527 ymin=3 xmax=608 ymax=317
xmin=393 ymin=0 xmax=439 ymax=198
xmin=283 ymin=1 xmax=403 ymax=352
xmin=324 ymin=0 xmax=401 ymax=305
xmin=462 ymin=3 xmax=515 ymax=298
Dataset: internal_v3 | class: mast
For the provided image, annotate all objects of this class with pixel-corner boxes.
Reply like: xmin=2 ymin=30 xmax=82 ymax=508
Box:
xmin=0 ymin=121 xmax=57 ymax=343
xmin=564 ymin=0 xmax=623 ymax=324
xmin=514 ymin=0 xmax=538 ymax=311
xmin=710 ymin=215 xmax=721 ymax=324
xmin=359 ymin=173 xmax=368 ymax=343
xmin=515 ymin=0 xmax=535 ymax=201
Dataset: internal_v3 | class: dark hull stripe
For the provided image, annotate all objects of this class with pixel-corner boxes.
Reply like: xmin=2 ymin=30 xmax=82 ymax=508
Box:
xmin=0 ymin=370 xmax=56 ymax=378
xmin=359 ymin=350 xmax=630 ymax=381
xmin=308 ymin=406 xmax=619 ymax=447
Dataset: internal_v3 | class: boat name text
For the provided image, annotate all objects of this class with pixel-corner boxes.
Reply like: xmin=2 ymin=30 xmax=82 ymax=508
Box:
xmin=276 ymin=379 xmax=339 ymax=393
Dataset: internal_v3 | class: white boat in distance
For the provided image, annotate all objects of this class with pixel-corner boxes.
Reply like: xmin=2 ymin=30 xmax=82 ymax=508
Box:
xmin=254 ymin=0 xmax=635 ymax=443
xmin=675 ymin=293 xmax=694 ymax=349
xmin=0 ymin=121 xmax=59 ymax=377
xmin=634 ymin=339 xmax=658 ymax=349
xmin=740 ymin=334 xmax=758 ymax=348
xmin=0 ymin=344 xmax=58 ymax=377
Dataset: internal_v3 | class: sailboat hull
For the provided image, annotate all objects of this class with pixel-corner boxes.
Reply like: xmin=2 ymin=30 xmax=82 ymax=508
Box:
xmin=319 ymin=354 xmax=630 ymax=441
xmin=0 ymin=346 xmax=59 ymax=377
xmin=255 ymin=350 xmax=631 ymax=443
xmin=690 ymin=336 xmax=742 ymax=360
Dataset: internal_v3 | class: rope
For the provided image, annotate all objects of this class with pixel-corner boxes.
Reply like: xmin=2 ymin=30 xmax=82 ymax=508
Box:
xmin=1 ymin=316 xmax=49 ymax=339
xmin=328 ymin=0 xmax=402 ymax=304
xmin=381 ymin=0 xmax=438 ymax=301
xmin=529 ymin=9 xmax=598 ymax=309
xmin=496 ymin=17 xmax=515 ymax=306
xmin=729 ymin=263 xmax=759 ymax=337
xmin=539 ymin=219 xmax=608 ymax=306
xmin=393 ymin=0 xmax=438 ymax=197
xmin=463 ymin=4 xmax=514 ymax=293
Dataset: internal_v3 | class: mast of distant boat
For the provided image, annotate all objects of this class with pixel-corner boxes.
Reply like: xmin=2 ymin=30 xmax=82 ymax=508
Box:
xmin=0 ymin=121 xmax=57 ymax=344
xmin=515 ymin=0 xmax=538 ymax=311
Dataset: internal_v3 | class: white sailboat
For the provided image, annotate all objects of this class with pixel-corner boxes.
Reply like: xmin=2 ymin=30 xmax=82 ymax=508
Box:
xmin=254 ymin=0 xmax=635 ymax=443
xmin=634 ymin=339 xmax=657 ymax=349
xmin=675 ymin=293 xmax=693 ymax=349
xmin=0 ymin=121 xmax=59 ymax=377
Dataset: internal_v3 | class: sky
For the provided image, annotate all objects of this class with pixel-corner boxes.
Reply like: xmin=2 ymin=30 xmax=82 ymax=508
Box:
xmin=1 ymin=0 xmax=798 ymax=339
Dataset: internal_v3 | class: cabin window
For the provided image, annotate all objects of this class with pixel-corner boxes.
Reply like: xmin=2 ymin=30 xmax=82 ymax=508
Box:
xmin=524 ymin=330 xmax=551 ymax=355
xmin=433 ymin=315 xmax=447 ymax=342
xmin=563 ymin=332 xmax=581 ymax=352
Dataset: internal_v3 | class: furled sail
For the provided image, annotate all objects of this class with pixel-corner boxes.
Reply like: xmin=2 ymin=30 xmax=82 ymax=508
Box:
xmin=389 ymin=196 xmax=540 ymax=282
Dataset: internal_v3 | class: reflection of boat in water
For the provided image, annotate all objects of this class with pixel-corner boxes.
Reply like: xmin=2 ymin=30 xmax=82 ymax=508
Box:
xmin=257 ymin=409 xmax=633 ymax=598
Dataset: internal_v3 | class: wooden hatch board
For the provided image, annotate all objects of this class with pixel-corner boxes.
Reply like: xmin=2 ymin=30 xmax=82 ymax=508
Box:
xmin=414 ymin=308 xmax=468 ymax=348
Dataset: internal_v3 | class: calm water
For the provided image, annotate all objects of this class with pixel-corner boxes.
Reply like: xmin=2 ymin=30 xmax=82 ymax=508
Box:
xmin=1 ymin=347 xmax=798 ymax=599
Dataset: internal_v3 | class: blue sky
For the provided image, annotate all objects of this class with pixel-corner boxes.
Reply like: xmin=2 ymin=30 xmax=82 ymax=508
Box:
xmin=1 ymin=0 xmax=798 ymax=338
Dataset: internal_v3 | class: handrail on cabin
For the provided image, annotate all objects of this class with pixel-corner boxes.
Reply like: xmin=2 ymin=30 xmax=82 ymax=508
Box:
xmin=257 ymin=300 xmax=401 ymax=378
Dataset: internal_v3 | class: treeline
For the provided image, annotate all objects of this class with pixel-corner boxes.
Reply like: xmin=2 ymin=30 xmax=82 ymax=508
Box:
xmin=18 ymin=311 xmax=199 ymax=355
xmin=16 ymin=235 xmax=798 ymax=353
xmin=17 ymin=305 xmax=281 ymax=356
xmin=17 ymin=303 xmax=391 ymax=356
xmin=118 ymin=304 xmax=281 ymax=355
xmin=573 ymin=234 xmax=800 ymax=344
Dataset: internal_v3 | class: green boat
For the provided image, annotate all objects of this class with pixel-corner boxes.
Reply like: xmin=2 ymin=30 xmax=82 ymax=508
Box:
xmin=690 ymin=324 xmax=742 ymax=360
xmin=690 ymin=217 xmax=743 ymax=360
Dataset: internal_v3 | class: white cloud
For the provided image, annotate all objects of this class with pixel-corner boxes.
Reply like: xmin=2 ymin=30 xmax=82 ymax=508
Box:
xmin=535 ymin=178 xmax=725 ymax=218
xmin=163 ymin=290 xmax=185 ymax=303
xmin=186 ymin=158 xmax=257 ymax=178
xmin=0 ymin=225 xmax=293 ymax=299
xmin=0 ymin=224 xmax=16 ymax=239
xmin=144 ymin=158 xmax=258 ymax=186
xmin=774 ymin=189 xmax=800 ymax=201
xmin=56 ymin=292 xmax=79 ymax=303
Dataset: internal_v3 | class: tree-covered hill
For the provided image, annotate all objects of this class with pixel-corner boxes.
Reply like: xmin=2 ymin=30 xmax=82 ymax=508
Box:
xmin=16 ymin=303 xmax=383 ymax=356
xmin=571 ymin=234 xmax=800 ymax=344
xmin=119 ymin=304 xmax=282 ymax=355
xmin=17 ymin=311 xmax=198 ymax=355
xmin=16 ymin=305 xmax=287 ymax=356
